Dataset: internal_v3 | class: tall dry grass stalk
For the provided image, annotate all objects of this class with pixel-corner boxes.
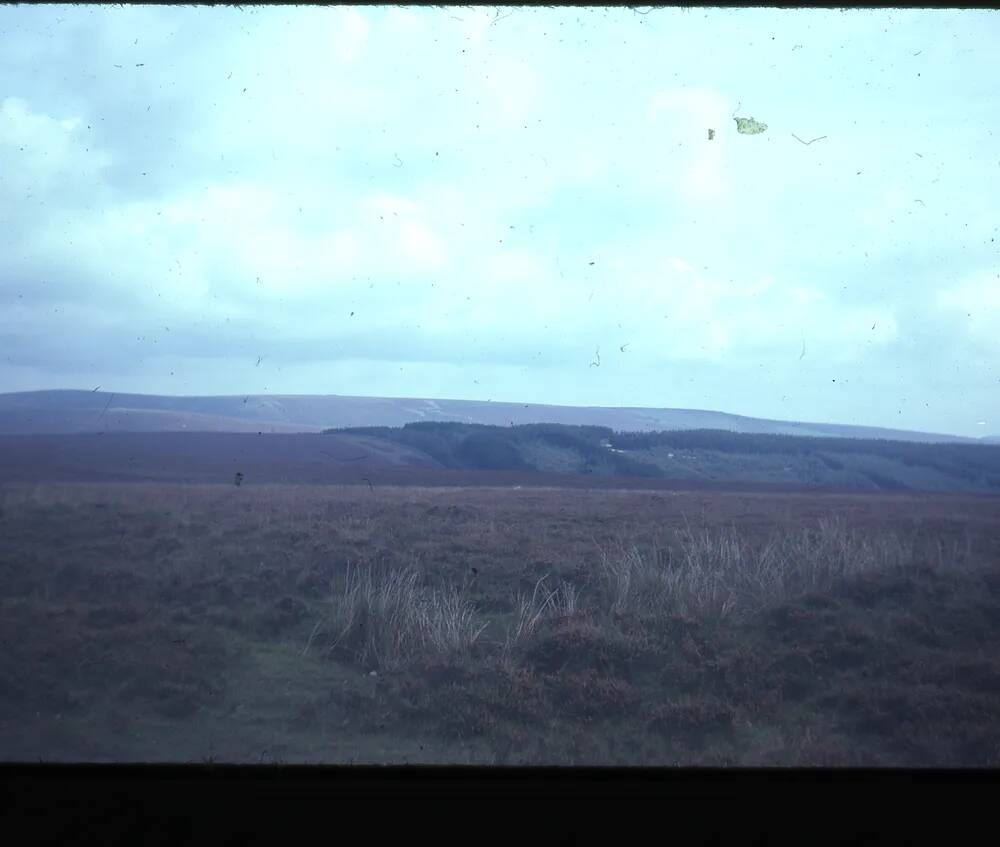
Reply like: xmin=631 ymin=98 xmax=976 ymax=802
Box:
xmin=502 ymin=576 xmax=581 ymax=656
xmin=595 ymin=516 xmax=965 ymax=622
xmin=324 ymin=563 xmax=486 ymax=670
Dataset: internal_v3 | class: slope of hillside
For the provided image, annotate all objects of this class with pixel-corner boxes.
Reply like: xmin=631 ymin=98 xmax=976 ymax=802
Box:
xmin=0 ymin=389 xmax=983 ymax=443
xmin=0 ymin=406 xmax=326 ymax=434
xmin=327 ymin=422 xmax=1000 ymax=494
xmin=2 ymin=421 xmax=998 ymax=493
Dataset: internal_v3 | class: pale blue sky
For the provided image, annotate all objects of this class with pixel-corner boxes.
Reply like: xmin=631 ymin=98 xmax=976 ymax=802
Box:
xmin=1 ymin=6 xmax=998 ymax=436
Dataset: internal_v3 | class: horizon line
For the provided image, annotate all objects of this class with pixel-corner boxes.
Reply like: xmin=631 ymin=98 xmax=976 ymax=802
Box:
xmin=0 ymin=386 xmax=992 ymax=442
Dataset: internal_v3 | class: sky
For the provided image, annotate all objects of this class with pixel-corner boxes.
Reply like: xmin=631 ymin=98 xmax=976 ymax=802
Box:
xmin=1 ymin=5 xmax=998 ymax=437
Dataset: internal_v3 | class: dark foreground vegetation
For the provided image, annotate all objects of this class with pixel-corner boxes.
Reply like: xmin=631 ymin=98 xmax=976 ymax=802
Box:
xmin=2 ymin=481 xmax=999 ymax=765
xmin=329 ymin=422 xmax=1000 ymax=493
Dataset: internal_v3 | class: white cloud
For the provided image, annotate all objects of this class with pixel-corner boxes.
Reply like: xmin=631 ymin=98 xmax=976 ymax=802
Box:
xmin=484 ymin=250 xmax=544 ymax=286
xmin=317 ymin=230 xmax=364 ymax=274
xmin=398 ymin=218 xmax=447 ymax=271
xmin=582 ymin=242 xmax=904 ymax=366
xmin=459 ymin=7 xmax=501 ymax=46
xmin=936 ymin=269 xmax=1000 ymax=348
xmin=561 ymin=148 xmax=608 ymax=183
xmin=2 ymin=6 xmax=998 ymax=436
xmin=361 ymin=192 xmax=420 ymax=220
xmin=333 ymin=7 xmax=370 ymax=63
xmin=666 ymin=257 xmax=694 ymax=273
xmin=859 ymin=183 xmax=913 ymax=234
xmin=648 ymin=87 xmax=731 ymax=127
xmin=384 ymin=6 xmax=429 ymax=39
xmin=647 ymin=86 xmax=734 ymax=202
xmin=34 ymin=180 xmax=456 ymax=318
xmin=483 ymin=56 xmax=538 ymax=127
xmin=0 ymin=97 xmax=111 ymax=201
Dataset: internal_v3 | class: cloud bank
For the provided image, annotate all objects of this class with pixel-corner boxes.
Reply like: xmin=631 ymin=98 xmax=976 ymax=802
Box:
xmin=1 ymin=6 xmax=997 ymax=436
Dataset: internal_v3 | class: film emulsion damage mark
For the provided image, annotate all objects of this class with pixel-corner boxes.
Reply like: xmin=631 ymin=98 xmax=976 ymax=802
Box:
xmin=734 ymin=116 xmax=768 ymax=135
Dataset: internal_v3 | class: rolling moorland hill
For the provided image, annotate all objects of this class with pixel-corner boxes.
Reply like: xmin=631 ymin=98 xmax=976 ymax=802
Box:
xmin=1 ymin=390 xmax=997 ymax=493
xmin=326 ymin=421 xmax=1000 ymax=494
xmin=1 ymin=389 xmax=992 ymax=444
xmin=1 ymin=420 xmax=998 ymax=493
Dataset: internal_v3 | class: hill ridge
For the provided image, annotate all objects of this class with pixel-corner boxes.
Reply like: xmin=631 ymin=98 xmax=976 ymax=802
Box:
xmin=0 ymin=388 xmax=983 ymax=444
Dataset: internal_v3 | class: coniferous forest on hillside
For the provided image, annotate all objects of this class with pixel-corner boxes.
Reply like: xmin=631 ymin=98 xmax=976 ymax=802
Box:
xmin=326 ymin=422 xmax=1000 ymax=494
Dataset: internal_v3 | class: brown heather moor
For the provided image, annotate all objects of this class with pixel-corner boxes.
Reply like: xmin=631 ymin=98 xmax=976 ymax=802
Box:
xmin=1 ymin=480 xmax=999 ymax=765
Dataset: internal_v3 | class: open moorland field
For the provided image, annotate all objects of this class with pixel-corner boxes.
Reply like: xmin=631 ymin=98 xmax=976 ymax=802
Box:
xmin=2 ymin=478 xmax=999 ymax=765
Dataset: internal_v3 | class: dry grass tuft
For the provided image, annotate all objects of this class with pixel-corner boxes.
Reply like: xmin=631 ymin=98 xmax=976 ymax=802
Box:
xmin=502 ymin=576 xmax=582 ymax=657
xmin=322 ymin=563 xmax=486 ymax=671
xmin=595 ymin=516 xmax=970 ymax=621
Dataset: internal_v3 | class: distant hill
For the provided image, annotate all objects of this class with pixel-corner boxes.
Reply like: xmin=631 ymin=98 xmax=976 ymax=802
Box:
xmin=2 ymin=421 xmax=998 ymax=493
xmin=0 ymin=389 xmax=985 ymax=444
xmin=0 ymin=406 xmax=325 ymax=434
xmin=325 ymin=421 xmax=1000 ymax=494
